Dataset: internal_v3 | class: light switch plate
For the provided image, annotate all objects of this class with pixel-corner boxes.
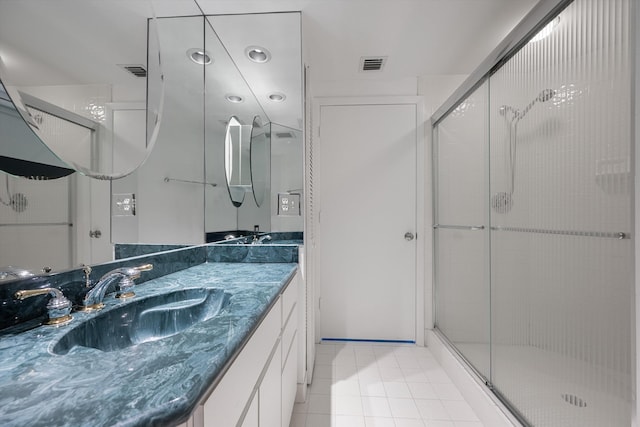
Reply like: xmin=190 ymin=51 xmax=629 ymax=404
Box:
xmin=278 ymin=193 xmax=300 ymax=216
xmin=113 ymin=193 xmax=136 ymax=216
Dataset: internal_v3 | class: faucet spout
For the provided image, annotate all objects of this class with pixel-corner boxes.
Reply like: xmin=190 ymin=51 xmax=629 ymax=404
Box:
xmin=78 ymin=264 xmax=153 ymax=312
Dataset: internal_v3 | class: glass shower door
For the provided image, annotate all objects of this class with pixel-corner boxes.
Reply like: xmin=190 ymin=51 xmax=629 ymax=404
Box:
xmin=434 ymin=80 xmax=490 ymax=379
xmin=488 ymin=0 xmax=633 ymax=424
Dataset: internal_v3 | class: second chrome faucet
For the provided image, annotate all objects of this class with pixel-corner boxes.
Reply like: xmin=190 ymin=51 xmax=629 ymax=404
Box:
xmin=78 ymin=264 xmax=153 ymax=312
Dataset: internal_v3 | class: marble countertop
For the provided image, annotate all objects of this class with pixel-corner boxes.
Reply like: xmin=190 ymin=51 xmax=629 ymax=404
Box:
xmin=0 ymin=262 xmax=298 ymax=427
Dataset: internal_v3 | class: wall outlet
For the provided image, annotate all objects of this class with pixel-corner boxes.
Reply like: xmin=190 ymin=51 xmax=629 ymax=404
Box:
xmin=278 ymin=193 xmax=300 ymax=216
xmin=113 ymin=193 xmax=136 ymax=216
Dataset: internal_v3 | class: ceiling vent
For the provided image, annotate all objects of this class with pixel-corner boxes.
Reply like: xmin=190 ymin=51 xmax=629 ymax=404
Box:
xmin=359 ymin=56 xmax=387 ymax=72
xmin=119 ymin=64 xmax=147 ymax=78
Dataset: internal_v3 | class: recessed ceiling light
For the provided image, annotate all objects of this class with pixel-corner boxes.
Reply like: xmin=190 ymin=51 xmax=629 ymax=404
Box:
xmin=268 ymin=93 xmax=286 ymax=102
xmin=187 ymin=48 xmax=212 ymax=65
xmin=225 ymin=94 xmax=244 ymax=103
xmin=246 ymin=46 xmax=271 ymax=63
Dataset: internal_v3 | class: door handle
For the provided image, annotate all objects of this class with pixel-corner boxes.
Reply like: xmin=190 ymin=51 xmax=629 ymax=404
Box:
xmin=404 ymin=232 xmax=415 ymax=241
xmin=89 ymin=230 xmax=102 ymax=239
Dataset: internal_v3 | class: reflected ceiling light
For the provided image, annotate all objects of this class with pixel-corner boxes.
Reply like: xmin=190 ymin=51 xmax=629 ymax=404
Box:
xmin=246 ymin=46 xmax=271 ymax=63
xmin=268 ymin=92 xmax=286 ymax=102
xmin=530 ymin=16 xmax=560 ymax=43
xmin=187 ymin=48 xmax=212 ymax=65
xmin=225 ymin=94 xmax=244 ymax=103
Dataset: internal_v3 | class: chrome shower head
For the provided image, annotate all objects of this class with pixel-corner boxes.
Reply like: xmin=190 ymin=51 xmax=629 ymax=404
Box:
xmin=537 ymin=88 xmax=556 ymax=102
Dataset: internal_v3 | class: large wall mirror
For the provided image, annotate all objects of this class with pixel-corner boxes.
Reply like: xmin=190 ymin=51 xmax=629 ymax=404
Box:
xmin=0 ymin=0 xmax=170 ymax=179
xmin=0 ymin=2 xmax=302 ymax=275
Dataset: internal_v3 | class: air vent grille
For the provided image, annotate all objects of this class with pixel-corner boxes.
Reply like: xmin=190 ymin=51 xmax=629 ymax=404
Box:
xmin=119 ymin=64 xmax=147 ymax=78
xmin=360 ymin=56 xmax=387 ymax=72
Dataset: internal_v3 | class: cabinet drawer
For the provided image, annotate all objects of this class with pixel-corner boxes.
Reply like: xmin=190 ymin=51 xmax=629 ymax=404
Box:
xmin=281 ymin=276 xmax=297 ymax=327
xmin=281 ymin=303 xmax=297 ymax=369
xmin=202 ymin=298 xmax=282 ymax=426
xmin=282 ymin=332 xmax=298 ymax=427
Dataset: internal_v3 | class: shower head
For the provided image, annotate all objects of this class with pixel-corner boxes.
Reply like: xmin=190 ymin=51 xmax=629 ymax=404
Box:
xmin=537 ymin=88 xmax=556 ymax=102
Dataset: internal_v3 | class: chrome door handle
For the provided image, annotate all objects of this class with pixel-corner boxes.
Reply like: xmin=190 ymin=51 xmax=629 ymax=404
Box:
xmin=404 ymin=232 xmax=415 ymax=241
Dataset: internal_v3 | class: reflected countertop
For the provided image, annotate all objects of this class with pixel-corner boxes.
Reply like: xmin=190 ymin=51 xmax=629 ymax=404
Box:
xmin=0 ymin=261 xmax=298 ymax=427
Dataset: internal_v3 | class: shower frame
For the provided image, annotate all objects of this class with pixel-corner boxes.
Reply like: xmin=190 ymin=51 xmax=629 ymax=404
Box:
xmin=430 ymin=0 xmax=637 ymax=425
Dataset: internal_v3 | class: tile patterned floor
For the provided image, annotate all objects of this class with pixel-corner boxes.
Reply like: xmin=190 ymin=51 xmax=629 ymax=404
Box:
xmin=290 ymin=342 xmax=485 ymax=427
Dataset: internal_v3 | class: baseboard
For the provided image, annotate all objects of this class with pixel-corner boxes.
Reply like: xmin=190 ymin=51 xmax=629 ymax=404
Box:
xmin=425 ymin=330 xmax=522 ymax=427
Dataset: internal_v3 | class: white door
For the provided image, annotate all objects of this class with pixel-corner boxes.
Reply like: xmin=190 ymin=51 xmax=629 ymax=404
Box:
xmin=318 ymin=102 xmax=418 ymax=342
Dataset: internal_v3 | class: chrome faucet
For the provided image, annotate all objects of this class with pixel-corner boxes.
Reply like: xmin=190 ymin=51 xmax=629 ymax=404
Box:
xmin=78 ymin=264 xmax=153 ymax=312
xmin=14 ymin=287 xmax=73 ymax=325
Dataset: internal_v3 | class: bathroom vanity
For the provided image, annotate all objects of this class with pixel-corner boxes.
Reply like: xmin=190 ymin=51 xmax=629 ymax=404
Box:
xmin=0 ymin=258 xmax=301 ymax=427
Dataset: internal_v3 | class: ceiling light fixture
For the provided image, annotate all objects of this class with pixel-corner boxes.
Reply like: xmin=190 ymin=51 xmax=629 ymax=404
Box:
xmin=187 ymin=48 xmax=212 ymax=65
xmin=246 ymin=46 xmax=271 ymax=63
xmin=225 ymin=94 xmax=244 ymax=103
xmin=268 ymin=93 xmax=286 ymax=102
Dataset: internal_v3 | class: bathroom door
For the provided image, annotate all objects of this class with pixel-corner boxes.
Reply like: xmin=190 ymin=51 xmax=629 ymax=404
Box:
xmin=316 ymin=99 xmax=421 ymax=342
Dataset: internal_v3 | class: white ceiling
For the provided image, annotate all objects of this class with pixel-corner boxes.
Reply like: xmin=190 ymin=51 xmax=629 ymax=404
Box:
xmin=0 ymin=0 xmax=538 ymax=130
xmin=195 ymin=0 xmax=539 ymax=91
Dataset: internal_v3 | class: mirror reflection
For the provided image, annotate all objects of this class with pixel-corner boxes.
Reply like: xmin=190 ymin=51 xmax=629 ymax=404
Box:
xmin=225 ymin=116 xmax=252 ymax=207
xmin=1 ymin=7 xmax=303 ymax=275
xmin=0 ymin=0 xmax=165 ymax=179
xmin=250 ymin=116 xmax=270 ymax=208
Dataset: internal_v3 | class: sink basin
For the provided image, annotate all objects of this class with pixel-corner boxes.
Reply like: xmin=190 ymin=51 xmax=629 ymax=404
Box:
xmin=51 ymin=288 xmax=231 ymax=354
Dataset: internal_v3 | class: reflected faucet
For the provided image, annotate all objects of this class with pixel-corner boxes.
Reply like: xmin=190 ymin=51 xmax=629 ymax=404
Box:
xmin=78 ymin=264 xmax=153 ymax=312
xmin=253 ymin=235 xmax=272 ymax=244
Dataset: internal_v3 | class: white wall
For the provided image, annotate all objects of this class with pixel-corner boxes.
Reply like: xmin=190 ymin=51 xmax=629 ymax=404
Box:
xmin=0 ymin=172 xmax=72 ymax=272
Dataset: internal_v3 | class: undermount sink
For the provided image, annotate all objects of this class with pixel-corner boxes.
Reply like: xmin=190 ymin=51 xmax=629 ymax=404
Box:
xmin=51 ymin=288 xmax=231 ymax=355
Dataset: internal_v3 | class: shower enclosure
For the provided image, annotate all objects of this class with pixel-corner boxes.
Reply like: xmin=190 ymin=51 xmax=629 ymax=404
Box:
xmin=432 ymin=0 xmax=633 ymax=425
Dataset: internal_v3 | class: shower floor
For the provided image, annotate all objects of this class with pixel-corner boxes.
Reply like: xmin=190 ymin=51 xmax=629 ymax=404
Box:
xmin=454 ymin=343 xmax=631 ymax=427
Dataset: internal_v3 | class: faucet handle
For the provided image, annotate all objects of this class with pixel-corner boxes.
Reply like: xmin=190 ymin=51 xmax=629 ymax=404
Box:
xmin=14 ymin=287 xmax=73 ymax=326
xmin=115 ymin=263 xmax=153 ymax=299
xmin=134 ymin=264 xmax=153 ymax=272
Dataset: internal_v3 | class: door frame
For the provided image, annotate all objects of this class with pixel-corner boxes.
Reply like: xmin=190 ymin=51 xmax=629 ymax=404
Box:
xmin=311 ymin=96 xmax=425 ymax=346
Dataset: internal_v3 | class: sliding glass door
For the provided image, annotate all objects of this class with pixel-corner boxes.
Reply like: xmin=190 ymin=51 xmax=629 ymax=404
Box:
xmin=433 ymin=1 xmax=633 ymax=425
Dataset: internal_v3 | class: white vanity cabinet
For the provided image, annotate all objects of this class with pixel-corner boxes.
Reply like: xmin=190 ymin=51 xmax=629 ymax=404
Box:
xmin=177 ymin=270 xmax=299 ymax=427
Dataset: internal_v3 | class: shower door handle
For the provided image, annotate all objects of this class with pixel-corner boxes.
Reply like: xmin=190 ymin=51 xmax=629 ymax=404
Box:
xmin=404 ymin=232 xmax=415 ymax=241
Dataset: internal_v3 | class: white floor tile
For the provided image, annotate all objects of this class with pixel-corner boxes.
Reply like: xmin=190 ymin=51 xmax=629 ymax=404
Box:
xmin=407 ymin=382 xmax=438 ymax=399
xmin=433 ymin=383 xmax=465 ymax=401
xmin=453 ymin=422 xmax=484 ymax=427
xmin=333 ymin=379 xmax=361 ymax=396
xmin=335 ymin=415 xmax=366 ymax=427
xmin=310 ymin=378 xmax=332 ymax=395
xmin=393 ymin=418 xmax=426 ymax=427
xmin=360 ymin=379 xmax=387 ymax=397
xmin=388 ymin=398 xmax=421 ymax=419
xmin=334 ymin=394 xmax=364 ymax=416
xmin=441 ymin=400 xmax=480 ymax=422
xmin=414 ymin=399 xmax=450 ymax=421
xmin=306 ymin=413 xmax=333 ymax=427
xmin=364 ymin=416 xmax=396 ymax=427
xmin=308 ymin=393 xmax=333 ymax=414
xmin=289 ymin=412 xmax=306 ymax=427
xmin=361 ymin=396 xmax=392 ymax=417
xmin=424 ymin=421 xmax=455 ymax=427
xmin=383 ymin=381 xmax=412 ymax=398
xmin=298 ymin=343 xmax=484 ymax=427
xmin=426 ymin=368 xmax=454 ymax=384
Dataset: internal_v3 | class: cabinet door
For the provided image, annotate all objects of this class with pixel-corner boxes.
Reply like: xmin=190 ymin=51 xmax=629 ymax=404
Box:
xmin=259 ymin=341 xmax=282 ymax=427
xmin=240 ymin=393 xmax=258 ymax=427
xmin=282 ymin=332 xmax=298 ymax=427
